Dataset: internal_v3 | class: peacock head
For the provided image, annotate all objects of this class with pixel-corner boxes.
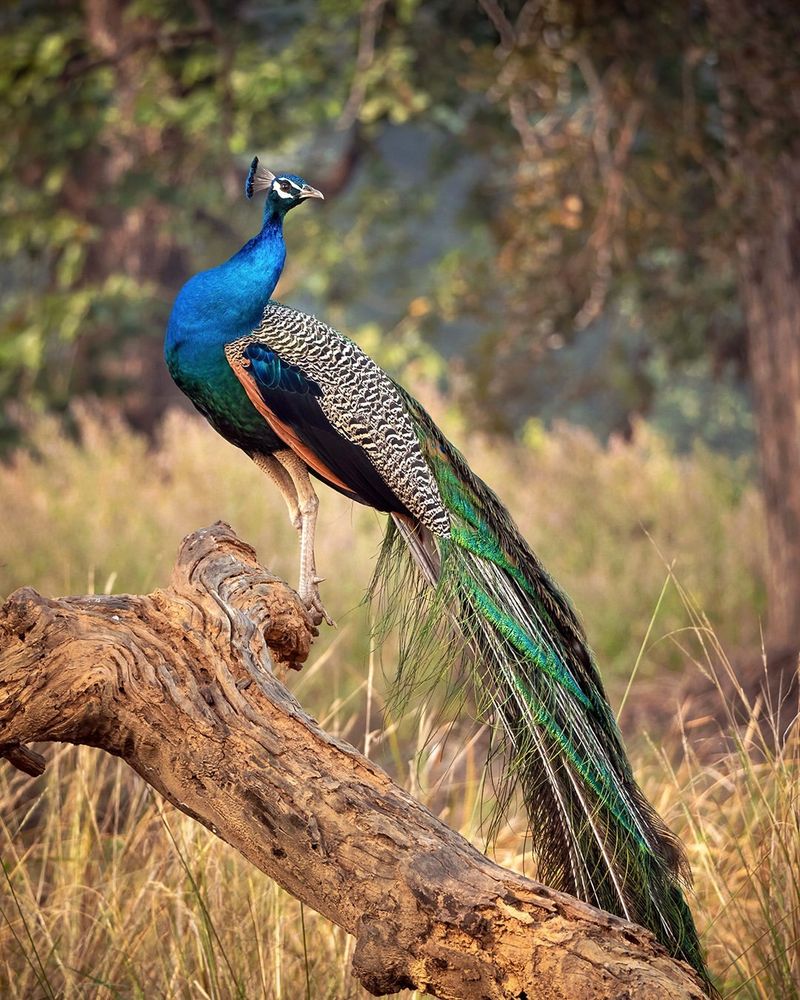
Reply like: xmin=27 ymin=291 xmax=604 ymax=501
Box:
xmin=246 ymin=157 xmax=324 ymax=220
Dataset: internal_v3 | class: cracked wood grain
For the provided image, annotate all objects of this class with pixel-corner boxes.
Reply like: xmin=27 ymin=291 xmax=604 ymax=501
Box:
xmin=0 ymin=522 xmax=706 ymax=999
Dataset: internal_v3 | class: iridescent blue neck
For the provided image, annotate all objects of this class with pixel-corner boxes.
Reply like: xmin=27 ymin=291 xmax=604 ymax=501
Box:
xmin=166 ymin=212 xmax=287 ymax=350
xmin=222 ymin=211 xmax=287 ymax=326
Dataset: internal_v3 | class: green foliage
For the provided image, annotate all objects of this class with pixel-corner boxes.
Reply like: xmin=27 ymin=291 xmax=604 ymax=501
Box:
xmin=434 ymin=1 xmax=748 ymax=434
xmin=0 ymin=0 xmax=368 ymax=436
xmin=0 ymin=0 xmax=756 ymax=452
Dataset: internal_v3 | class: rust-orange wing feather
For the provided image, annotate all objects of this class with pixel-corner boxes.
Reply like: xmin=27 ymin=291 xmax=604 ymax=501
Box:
xmin=226 ymin=340 xmax=414 ymax=516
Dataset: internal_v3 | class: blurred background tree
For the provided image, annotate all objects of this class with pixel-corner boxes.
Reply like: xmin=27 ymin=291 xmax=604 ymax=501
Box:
xmin=1 ymin=0 xmax=797 ymax=653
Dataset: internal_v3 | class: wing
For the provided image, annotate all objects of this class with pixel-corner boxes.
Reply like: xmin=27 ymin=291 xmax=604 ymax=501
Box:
xmin=226 ymin=339 xmax=420 ymax=517
xmin=225 ymin=303 xmax=450 ymax=536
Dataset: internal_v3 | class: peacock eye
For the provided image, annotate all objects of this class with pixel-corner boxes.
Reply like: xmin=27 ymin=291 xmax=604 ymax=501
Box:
xmin=280 ymin=180 xmax=292 ymax=193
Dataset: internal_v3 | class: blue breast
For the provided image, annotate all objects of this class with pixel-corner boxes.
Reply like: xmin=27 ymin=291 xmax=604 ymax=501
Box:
xmin=164 ymin=221 xmax=287 ymax=451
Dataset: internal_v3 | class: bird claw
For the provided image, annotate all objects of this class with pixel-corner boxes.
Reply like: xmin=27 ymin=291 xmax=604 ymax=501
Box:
xmin=300 ymin=583 xmax=336 ymax=629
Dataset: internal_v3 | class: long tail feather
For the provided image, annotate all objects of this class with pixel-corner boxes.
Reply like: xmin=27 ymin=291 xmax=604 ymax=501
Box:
xmin=372 ymin=393 xmax=712 ymax=988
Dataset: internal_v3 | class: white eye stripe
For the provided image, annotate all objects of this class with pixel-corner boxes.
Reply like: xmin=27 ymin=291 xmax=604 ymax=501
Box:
xmin=273 ymin=178 xmax=302 ymax=198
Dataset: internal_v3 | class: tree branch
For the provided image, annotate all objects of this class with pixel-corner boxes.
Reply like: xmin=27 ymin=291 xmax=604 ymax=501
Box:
xmin=0 ymin=523 xmax=706 ymax=999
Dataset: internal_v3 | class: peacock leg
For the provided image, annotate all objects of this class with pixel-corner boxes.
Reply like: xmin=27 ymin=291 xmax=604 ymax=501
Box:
xmin=252 ymin=452 xmax=301 ymax=532
xmin=273 ymin=448 xmax=335 ymax=627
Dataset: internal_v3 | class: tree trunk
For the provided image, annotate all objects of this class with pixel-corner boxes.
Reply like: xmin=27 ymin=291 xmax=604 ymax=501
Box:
xmin=77 ymin=0 xmax=197 ymax=431
xmin=708 ymin=0 xmax=800 ymax=654
xmin=737 ymin=172 xmax=800 ymax=654
xmin=0 ymin=523 xmax=707 ymax=1000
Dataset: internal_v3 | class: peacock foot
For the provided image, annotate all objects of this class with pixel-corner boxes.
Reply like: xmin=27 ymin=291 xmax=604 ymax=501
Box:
xmin=301 ymin=575 xmax=335 ymax=629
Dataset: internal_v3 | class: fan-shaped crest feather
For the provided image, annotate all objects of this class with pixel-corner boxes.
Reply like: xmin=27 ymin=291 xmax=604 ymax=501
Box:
xmin=245 ymin=156 xmax=275 ymax=199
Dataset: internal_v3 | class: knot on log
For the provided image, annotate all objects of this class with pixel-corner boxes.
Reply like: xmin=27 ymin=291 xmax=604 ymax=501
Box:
xmin=169 ymin=521 xmax=316 ymax=667
xmin=0 ymin=523 xmax=710 ymax=1000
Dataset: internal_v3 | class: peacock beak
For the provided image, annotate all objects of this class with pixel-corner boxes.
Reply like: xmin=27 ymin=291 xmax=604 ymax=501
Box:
xmin=299 ymin=184 xmax=324 ymax=201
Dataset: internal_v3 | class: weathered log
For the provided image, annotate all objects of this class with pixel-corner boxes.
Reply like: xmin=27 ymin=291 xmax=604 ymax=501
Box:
xmin=0 ymin=522 xmax=706 ymax=1000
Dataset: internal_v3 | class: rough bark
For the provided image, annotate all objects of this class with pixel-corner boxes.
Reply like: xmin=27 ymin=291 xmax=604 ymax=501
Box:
xmin=0 ymin=522 xmax=706 ymax=1000
xmin=708 ymin=0 xmax=800 ymax=654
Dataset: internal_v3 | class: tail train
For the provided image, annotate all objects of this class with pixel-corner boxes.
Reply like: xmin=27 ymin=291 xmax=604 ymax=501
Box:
xmin=372 ymin=390 xmax=711 ymax=987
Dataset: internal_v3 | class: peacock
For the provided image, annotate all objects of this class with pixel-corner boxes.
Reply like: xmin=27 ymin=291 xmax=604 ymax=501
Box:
xmin=165 ymin=158 xmax=710 ymax=986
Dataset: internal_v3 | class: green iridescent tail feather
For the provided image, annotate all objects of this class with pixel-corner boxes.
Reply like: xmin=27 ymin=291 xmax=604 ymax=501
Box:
xmin=370 ymin=391 xmax=712 ymax=989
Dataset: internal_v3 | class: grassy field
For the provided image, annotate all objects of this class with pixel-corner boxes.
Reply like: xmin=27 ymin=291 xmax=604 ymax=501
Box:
xmin=1 ymin=404 xmax=797 ymax=998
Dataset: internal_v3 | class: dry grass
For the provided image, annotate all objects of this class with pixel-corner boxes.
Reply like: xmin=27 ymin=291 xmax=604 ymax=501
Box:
xmin=0 ymin=401 xmax=766 ymax=692
xmin=1 ymin=405 xmax=796 ymax=998
xmin=637 ymin=612 xmax=800 ymax=998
